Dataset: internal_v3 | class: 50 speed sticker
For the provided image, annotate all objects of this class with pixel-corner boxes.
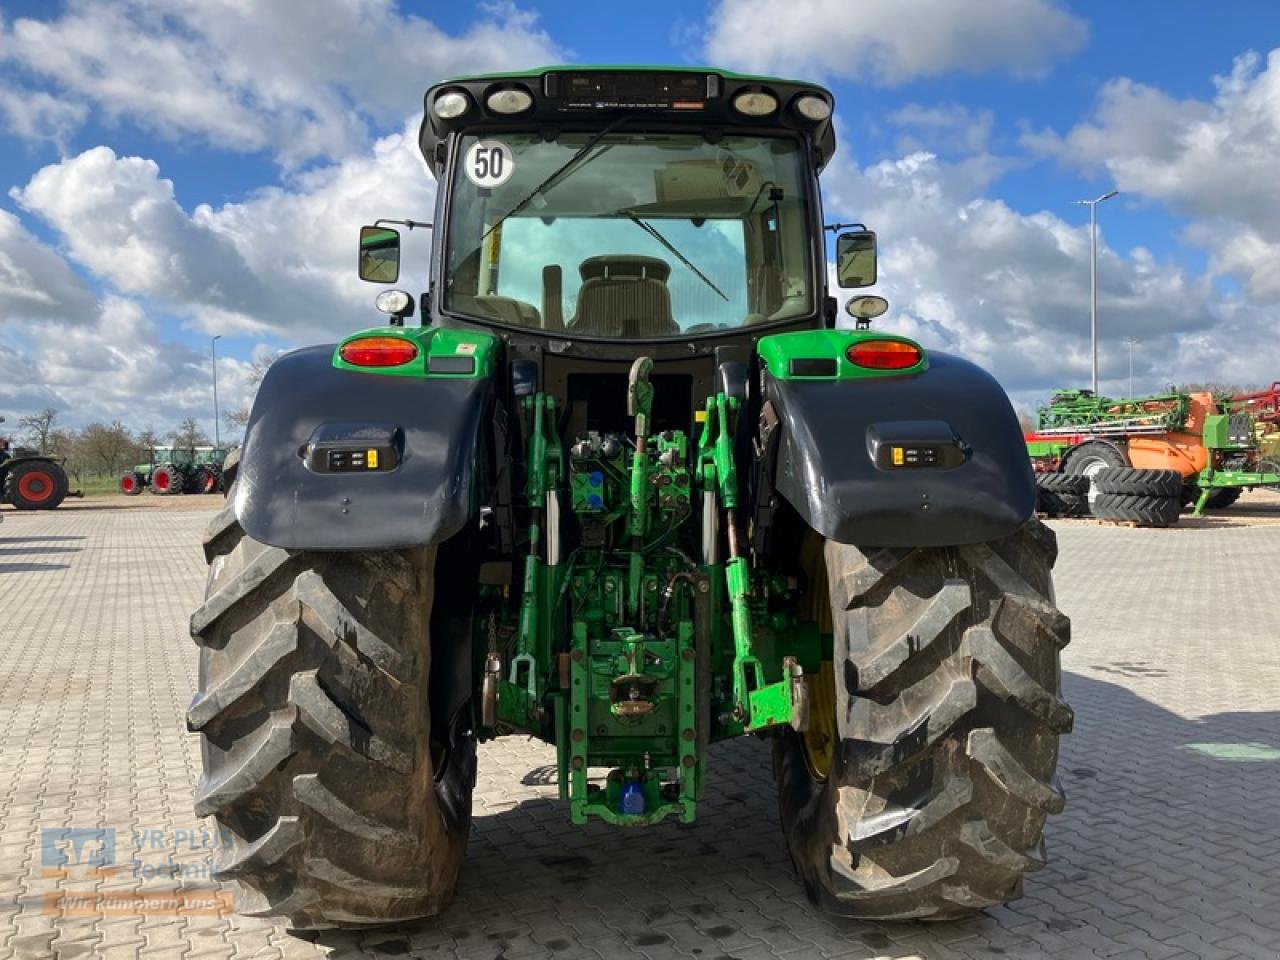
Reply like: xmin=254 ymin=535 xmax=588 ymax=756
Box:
xmin=464 ymin=140 xmax=514 ymax=189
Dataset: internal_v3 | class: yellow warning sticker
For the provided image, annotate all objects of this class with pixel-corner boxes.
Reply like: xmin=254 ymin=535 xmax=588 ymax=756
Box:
xmin=367 ymin=449 xmax=379 ymax=469
xmin=892 ymin=447 xmax=904 ymax=466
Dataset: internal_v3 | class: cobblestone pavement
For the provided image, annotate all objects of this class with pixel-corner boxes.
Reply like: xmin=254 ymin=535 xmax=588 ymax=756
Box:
xmin=1 ymin=503 xmax=1278 ymax=959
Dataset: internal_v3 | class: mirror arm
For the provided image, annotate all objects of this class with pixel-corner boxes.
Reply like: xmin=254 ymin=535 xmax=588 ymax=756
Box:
xmin=823 ymin=221 xmax=866 ymax=233
xmin=375 ymin=218 xmax=433 ymax=231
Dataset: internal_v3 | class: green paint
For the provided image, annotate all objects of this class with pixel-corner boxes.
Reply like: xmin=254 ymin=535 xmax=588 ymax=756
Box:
xmin=1185 ymin=742 xmax=1280 ymax=762
xmin=757 ymin=329 xmax=927 ymax=381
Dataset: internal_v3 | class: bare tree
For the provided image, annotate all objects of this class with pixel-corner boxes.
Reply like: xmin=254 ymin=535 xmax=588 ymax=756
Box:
xmin=1016 ymin=409 xmax=1036 ymax=434
xmin=77 ymin=421 xmax=135 ymax=476
xmin=17 ymin=408 xmax=59 ymax=453
xmin=172 ymin=417 xmax=210 ymax=450
xmin=225 ymin=350 xmax=282 ymax=429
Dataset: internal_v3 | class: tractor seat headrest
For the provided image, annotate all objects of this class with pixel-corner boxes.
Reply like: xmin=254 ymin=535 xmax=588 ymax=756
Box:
xmin=578 ymin=255 xmax=671 ymax=284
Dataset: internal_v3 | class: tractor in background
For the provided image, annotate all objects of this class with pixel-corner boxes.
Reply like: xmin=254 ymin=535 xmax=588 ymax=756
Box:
xmin=0 ymin=416 xmax=74 ymax=510
xmin=121 ymin=445 xmax=230 ymax=496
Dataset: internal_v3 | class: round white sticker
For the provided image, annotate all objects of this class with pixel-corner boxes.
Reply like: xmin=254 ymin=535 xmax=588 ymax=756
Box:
xmin=464 ymin=140 xmax=514 ymax=189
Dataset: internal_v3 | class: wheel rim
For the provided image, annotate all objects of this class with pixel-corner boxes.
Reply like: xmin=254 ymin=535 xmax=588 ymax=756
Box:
xmin=154 ymin=470 xmax=169 ymax=492
xmin=17 ymin=470 xmax=54 ymax=503
xmin=121 ymin=475 xmax=135 ymax=493
xmin=799 ymin=660 xmax=836 ymax=782
xmin=1079 ymin=458 xmax=1108 ymax=503
xmin=202 ymin=472 xmax=216 ymax=493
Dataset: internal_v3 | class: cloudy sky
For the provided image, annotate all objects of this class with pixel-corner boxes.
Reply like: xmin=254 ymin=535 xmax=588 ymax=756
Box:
xmin=2 ymin=0 xmax=1279 ymax=437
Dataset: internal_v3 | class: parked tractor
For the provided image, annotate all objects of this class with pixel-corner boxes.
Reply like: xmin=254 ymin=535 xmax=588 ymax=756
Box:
xmin=190 ymin=66 xmax=1072 ymax=928
xmin=121 ymin=445 xmax=230 ymax=495
xmin=0 ymin=416 xmax=73 ymax=510
xmin=1026 ymin=388 xmax=1280 ymax=522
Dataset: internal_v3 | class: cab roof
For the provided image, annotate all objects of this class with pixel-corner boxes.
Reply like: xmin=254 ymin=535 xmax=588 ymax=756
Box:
xmin=419 ymin=64 xmax=837 ymax=178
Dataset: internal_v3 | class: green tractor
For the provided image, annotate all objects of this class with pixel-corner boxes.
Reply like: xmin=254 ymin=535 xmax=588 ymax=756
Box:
xmin=190 ymin=66 xmax=1071 ymax=928
xmin=0 ymin=416 xmax=72 ymax=510
xmin=122 ymin=445 xmax=230 ymax=495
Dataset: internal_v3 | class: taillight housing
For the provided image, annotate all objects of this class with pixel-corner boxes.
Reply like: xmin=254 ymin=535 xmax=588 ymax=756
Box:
xmin=846 ymin=340 xmax=922 ymax=371
xmin=338 ymin=336 xmax=419 ymax=367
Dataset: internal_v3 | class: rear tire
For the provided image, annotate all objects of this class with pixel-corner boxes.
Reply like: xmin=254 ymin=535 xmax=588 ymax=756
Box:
xmin=1202 ymin=487 xmax=1242 ymax=510
xmin=773 ymin=520 xmax=1071 ymax=919
xmin=120 ymin=473 xmax=144 ymax=496
xmin=5 ymin=460 xmax=69 ymax=510
xmin=1092 ymin=492 xmax=1181 ymax=526
xmin=188 ymin=501 xmax=474 ymax=928
xmin=151 ymin=464 xmax=185 ymax=495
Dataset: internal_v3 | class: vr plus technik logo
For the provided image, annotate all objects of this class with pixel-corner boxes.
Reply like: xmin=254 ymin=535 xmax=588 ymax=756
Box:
xmin=41 ymin=828 xmax=116 ymax=879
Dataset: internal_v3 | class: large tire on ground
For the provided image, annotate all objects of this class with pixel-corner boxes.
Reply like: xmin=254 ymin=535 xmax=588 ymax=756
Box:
xmin=774 ymin=519 xmax=1071 ymax=920
xmin=1034 ymin=474 xmax=1088 ymax=517
xmin=188 ymin=500 xmax=475 ymax=928
xmin=1062 ymin=440 xmax=1128 ymax=503
xmin=1092 ymin=492 xmax=1181 ymax=527
xmin=1092 ymin=468 xmax=1182 ymax=498
xmin=193 ymin=465 xmax=221 ymax=495
xmin=151 ymin=463 xmax=185 ymax=495
xmin=5 ymin=459 xmax=70 ymax=510
xmin=219 ymin=448 xmax=240 ymax=496
xmin=120 ymin=472 xmax=144 ymax=496
xmin=1201 ymin=487 xmax=1242 ymax=509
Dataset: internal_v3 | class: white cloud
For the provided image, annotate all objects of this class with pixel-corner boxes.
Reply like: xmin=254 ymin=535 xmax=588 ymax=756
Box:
xmin=703 ymin=0 xmax=1086 ymax=86
xmin=0 ymin=0 xmax=561 ymax=165
xmin=820 ymin=148 xmax=1278 ymax=404
xmin=0 ymin=209 xmax=99 ymax=324
xmin=12 ymin=122 xmax=435 ymax=341
xmin=1027 ymin=50 xmax=1280 ymax=302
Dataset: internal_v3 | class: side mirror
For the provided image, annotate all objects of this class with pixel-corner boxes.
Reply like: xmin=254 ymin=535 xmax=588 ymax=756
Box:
xmin=359 ymin=225 xmax=401 ymax=283
xmin=835 ymin=230 xmax=877 ymax=289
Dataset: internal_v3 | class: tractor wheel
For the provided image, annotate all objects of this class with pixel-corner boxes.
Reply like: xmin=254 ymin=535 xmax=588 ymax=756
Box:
xmin=1092 ymin=468 xmax=1182 ymax=498
xmin=188 ymin=502 xmax=474 ymax=928
xmin=1062 ymin=440 xmax=1128 ymax=503
xmin=120 ymin=473 xmax=144 ymax=496
xmin=1201 ymin=487 xmax=1242 ymax=510
xmin=774 ymin=519 xmax=1071 ymax=920
xmin=193 ymin=466 xmax=220 ymax=495
xmin=219 ymin=448 xmax=240 ymax=496
xmin=150 ymin=464 xmax=184 ymax=495
xmin=1034 ymin=474 xmax=1088 ymax=517
xmin=1092 ymin=492 xmax=1181 ymax=527
xmin=5 ymin=460 xmax=70 ymax=510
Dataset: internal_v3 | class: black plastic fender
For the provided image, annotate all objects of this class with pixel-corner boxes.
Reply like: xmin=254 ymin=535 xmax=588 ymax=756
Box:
xmin=764 ymin=351 xmax=1034 ymax=547
xmin=235 ymin=345 xmax=493 ymax=551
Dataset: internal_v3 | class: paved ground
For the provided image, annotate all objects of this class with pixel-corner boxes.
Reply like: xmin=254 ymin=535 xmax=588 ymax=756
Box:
xmin=1 ymin=497 xmax=1279 ymax=960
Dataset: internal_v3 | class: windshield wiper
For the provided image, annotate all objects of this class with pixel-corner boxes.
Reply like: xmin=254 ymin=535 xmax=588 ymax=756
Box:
xmin=480 ymin=115 xmax=631 ymax=243
xmin=625 ymin=213 xmax=729 ymax=302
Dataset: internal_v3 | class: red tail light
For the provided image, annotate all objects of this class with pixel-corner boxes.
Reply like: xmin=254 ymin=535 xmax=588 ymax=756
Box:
xmin=339 ymin=336 xmax=419 ymax=367
xmin=846 ymin=340 xmax=922 ymax=370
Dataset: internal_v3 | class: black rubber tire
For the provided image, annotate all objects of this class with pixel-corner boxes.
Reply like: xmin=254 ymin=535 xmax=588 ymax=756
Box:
xmin=1034 ymin=473 xmax=1089 ymax=496
xmin=192 ymin=465 xmax=221 ymax=495
xmin=188 ymin=499 xmax=474 ymax=928
xmin=1202 ymin=487 xmax=1242 ymax=509
xmin=120 ymin=472 xmax=145 ymax=496
xmin=1092 ymin=492 xmax=1181 ymax=527
xmin=1062 ymin=441 xmax=1128 ymax=503
xmin=5 ymin=459 xmax=70 ymax=510
xmin=1092 ymin=468 xmax=1182 ymax=498
xmin=220 ymin=448 xmax=240 ymax=497
xmin=773 ymin=519 xmax=1071 ymax=920
xmin=150 ymin=463 xmax=186 ymax=495
xmin=1035 ymin=489 xmax=1088 ymax=518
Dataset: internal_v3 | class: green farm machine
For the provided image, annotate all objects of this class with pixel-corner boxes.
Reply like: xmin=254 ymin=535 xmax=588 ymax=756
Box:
xmin=190 ymin=67 xmax=1072 ymax=928
xmin=0 ymin=416 xmax=73 ymax=510
xmin=121 ymin=445 xmax=230 ymax=496
xmin=1025 ymin=387 xmax=1280 ymax=522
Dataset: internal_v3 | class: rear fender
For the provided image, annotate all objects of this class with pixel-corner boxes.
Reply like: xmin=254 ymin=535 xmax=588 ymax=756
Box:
xmin=235 ymin=344 xmax=493 ymax=551
xmin=763 ymin=351 xmax=1034 ymax=547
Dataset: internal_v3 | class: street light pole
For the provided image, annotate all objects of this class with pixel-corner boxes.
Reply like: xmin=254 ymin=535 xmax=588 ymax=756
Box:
xmin=1074 ymin=190 xmax=1119 ymax=395
xmin=1124 ymin=337 xmax=1139 ymax=398
xmin=211 ymin=335 xmax=222 ymax=448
